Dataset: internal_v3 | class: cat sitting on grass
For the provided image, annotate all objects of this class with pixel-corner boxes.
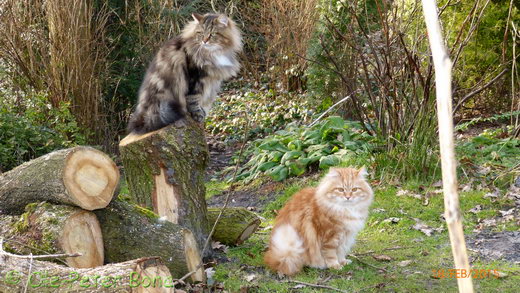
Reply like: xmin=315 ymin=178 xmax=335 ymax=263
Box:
xmin=264 ymin=167 xmax=374 ymax=276
xmin=128 ymin=13 xmax=242 ymax=134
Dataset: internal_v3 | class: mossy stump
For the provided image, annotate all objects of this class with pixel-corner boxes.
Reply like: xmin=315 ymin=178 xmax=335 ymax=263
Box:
xmin=0 ymin=202 xmax=104 ymax=268
xmin=119 ymin=121 xmax=210 ymax=251
xmin=207 ymin=207 xmax=261 ymax=246
xmin=0 ymin=254 xmax=173 ymax=293
xmin=0 ymin=146 xmax=120 ymax=214
xmin=94 ymin=199 xmax=205 ymax=282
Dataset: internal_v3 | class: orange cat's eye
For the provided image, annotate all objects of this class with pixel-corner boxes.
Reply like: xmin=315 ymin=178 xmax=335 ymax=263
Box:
xmin=352 ymin=187 xmax=360 ymax=192
xmin=335 ymin=187 xmax=345 ymax=192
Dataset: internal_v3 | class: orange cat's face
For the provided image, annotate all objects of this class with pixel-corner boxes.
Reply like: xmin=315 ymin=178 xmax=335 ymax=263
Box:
xmin=316 ymin=167 xmax=373 ymax=206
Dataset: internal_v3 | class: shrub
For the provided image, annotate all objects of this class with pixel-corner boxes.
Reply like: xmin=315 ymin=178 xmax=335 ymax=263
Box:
xmin=0 ymin=92 xmax=86 ymax=172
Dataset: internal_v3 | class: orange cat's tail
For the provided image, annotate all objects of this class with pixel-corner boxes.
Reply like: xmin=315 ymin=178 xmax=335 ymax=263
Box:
xmin=264 ymin=224 xmax=305 ymax=276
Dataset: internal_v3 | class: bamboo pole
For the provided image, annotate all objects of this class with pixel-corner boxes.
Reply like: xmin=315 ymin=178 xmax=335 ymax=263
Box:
xmin=421 ymin=1 xmax=474 ymax=292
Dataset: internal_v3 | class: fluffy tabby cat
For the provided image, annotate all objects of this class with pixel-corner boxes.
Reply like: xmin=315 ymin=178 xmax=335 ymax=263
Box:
xmin=264 ymin=167 xmax=374 ymax=276
xmin=128 ymin=13 xmax=242 ymax=134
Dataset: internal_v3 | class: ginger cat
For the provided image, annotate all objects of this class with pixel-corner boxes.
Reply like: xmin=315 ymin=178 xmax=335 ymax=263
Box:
xmin=264 ymin=167 xmax=374 ymax=276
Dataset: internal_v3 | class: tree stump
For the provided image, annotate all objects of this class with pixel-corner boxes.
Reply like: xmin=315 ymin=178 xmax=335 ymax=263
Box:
xmin=0 ymin=254 xmax=174 ymax=293
xmin=94 ymin=199 xmax=205 ymax=282
xmin=207 ymin=207 xmax=261 ymax=246
xmin=0 ymin=202 xmax=104 ymax=268
xmin=0 ymin=146 xmax=119 ymax=214
xmin=119 ymin=121 xmax=210 ymax=250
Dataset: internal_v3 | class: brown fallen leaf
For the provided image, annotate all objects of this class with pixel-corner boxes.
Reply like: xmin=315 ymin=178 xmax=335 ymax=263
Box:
xmin=382 ymin=217 xmax=401 ymax=224
xmin=412 ymin=218 xmax=443 ymax=236
xmin=469 ymin=205 xmax=482 ymax=214
xmin=373 ymin=254 xmax=393 ymax=262
xmin=490 ymin=270 xmax=508 ymax=279
xmin=398 ymin=260 xmax=413 ymax=267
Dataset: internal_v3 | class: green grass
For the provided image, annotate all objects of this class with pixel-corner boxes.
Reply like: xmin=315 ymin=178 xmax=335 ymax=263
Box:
xmin=212 ymin=177 xmax=520 ymax=292
xmin=205 ymin=180 xmax=229 ymax=199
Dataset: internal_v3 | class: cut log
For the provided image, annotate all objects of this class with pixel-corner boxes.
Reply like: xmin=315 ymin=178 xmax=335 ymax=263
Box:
xmin=0 ymin=202 xmax=103 ymax=268
xmin=94 ymin=199 xmax=205 ymax=282
xmin=0 ymin=254 xmax=174 ymax=293
xmin=119 ymin=121 xmax=210 ymax=250
xmin=207 ymin=207 xmax=261 ymax=246
xmin=0 ymin=146 xmax=119 ymax=214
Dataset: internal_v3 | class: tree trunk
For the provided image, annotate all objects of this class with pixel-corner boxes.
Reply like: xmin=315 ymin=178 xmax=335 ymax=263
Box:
xmin=0 ymin=202 xmax=103 ymax=268
xmin=0 ymin=254 xmax=174 ymax=293
xmin=207 ymin=207 xmax=261 ymax=246
xmin=119 ymin=122 xmax=210 ymax=251
xmin=94 ymin=199 xmax=205 ymax=282
xmin=0 ymin=146 xmax=119 ymax=214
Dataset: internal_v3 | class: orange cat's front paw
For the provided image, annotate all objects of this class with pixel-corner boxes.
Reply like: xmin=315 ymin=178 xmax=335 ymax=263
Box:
xmin=326 ymin=260 xmax=342 ymax=270
xmin=339 ymin=258 xmax=352 ymax=266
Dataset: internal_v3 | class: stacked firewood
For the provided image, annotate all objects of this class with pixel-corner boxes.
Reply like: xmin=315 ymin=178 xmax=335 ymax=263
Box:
xmin=0 ymin=122 xmax=261 ymax=292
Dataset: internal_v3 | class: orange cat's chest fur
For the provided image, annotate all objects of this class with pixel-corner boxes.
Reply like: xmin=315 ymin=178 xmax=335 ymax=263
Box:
xmin=275 ymin=187 xmax=365 ymax=248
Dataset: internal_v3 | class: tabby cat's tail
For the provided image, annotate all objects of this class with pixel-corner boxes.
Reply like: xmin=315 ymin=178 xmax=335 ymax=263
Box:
xmin=264 ymin=224 xmax=305 ymax=276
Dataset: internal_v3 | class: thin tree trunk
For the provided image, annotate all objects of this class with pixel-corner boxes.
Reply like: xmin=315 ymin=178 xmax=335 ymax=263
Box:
xmin=421 ymin=1 xmax=474 ymax=292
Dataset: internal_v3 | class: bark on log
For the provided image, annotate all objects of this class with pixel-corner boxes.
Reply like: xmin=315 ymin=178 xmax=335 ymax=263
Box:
xmin=0 ymin=254 xmax=174 ymax=293
xmin=119 ymin=121 xmax=210 ymax=251
xmin=94 ymin=199 xmax=205 ymax=282
xmin=0 ymin=146 xmax=119 ymax=214
xmin=0 ymin=202 xmax=103 ymax=268
xmin=207 ymin=207 xmax=261 ymax=246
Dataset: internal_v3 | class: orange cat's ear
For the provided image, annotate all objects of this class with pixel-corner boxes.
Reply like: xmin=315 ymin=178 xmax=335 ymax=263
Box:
xmin=358 ymin=166 xmax=368 ymax=178
xmin=326 ymin=168 xmax=340 ymax=178
xmin=192 ymin=13 xmax=203 ymax=23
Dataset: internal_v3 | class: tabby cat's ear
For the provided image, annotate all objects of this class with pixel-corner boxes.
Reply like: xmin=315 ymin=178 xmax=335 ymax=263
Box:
xmin=217 ymin=15 xmax=229 ymax=27
xmin=358 ymin=166 xmax=368 ymax=178
xmin=192 ymin=13 xmax=203 ymax=23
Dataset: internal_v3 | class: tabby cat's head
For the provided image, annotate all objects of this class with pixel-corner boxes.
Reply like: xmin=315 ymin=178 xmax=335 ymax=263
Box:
xmin=182 ymin=13 xmax=242 ymax=54
xmin=316 ymin=167 xmax=374 ymax=207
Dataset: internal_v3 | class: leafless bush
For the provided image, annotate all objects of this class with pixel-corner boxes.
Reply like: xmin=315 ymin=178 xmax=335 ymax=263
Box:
xmin=0 ymin=0 xmax=110 ymax=135
xmin=240 ymin=0 xmax=319 ymax=91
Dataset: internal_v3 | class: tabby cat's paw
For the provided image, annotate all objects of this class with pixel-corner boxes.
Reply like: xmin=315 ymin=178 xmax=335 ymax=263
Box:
xmin=190 ymin=108 xmax=206 ymax=123
xmin=173 ymin=118 xmax=187 ymax=128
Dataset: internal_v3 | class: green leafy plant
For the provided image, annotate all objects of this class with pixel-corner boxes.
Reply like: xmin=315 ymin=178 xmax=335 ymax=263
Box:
xmin=457 ymin=130 xmax=520 ymax=187
xmin=234 ymin=116 xmax=374 ymax=182
xmin=0 ymin=93 xmax=86 ymax=172
xmin=206 ymin=89 xmax=315 ymax=142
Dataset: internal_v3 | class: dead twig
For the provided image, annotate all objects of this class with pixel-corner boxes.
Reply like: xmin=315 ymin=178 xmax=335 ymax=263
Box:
xmin=354 ymin=245 xmax=413 ymax=256
xmin=284 ymin=280 xmax=349 ymax=293
xmin=349 ymin=254 xmax=388 ymax=273
xmin=453 ymin=68 xmax=509 ymax=114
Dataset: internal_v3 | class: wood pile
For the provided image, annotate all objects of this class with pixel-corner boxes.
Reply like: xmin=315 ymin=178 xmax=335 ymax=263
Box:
xmin=0 ymin=121 xmax=261 ymax=292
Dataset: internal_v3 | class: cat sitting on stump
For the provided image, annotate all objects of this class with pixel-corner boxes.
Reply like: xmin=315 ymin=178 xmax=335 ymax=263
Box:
xmin=128 ymin=13 xmax=242 ymax=134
